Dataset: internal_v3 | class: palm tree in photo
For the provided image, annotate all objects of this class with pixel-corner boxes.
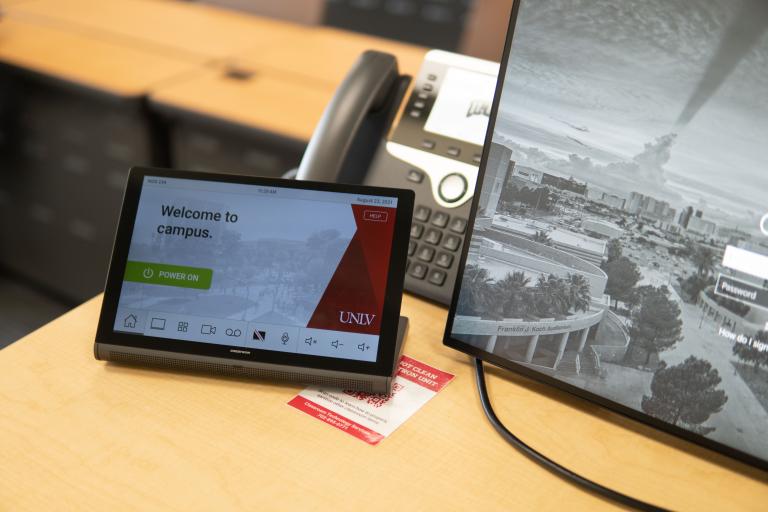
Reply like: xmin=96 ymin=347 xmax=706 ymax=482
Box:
xmin=458 ymin=265 xmax=495 ymax=317
xmin=533 ymin=230 xmax=553 ymax=246
xmin=534 ymin=274 xmax=570 ymax=318
xmin=531 ymin=276 xmax=551 ymax=318
xmin=567 ymin=273 xmax=592 ymax=313
xmin=605 ymin=238 xmax=623 ymax=263
xmin=552 ymin=275 xmax=572 ymax=315
xmin=692 ymin=246 xmax=715 ymax=278
xmin=495 ymin=271 xmax=532 ymax=319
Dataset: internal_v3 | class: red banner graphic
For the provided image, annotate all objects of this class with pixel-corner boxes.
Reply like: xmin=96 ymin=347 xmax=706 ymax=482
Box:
xmin=307 ymin=205 xmax=396 ymax=335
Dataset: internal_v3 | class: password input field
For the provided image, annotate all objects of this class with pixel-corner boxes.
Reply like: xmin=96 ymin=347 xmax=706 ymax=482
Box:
xmin=722 ymin=246 xmax=768 ymax=281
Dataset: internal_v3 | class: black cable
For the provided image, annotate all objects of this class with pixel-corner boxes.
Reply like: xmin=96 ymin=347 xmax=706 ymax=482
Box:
xmin=473 ymin=358 xmax=668 ymax=512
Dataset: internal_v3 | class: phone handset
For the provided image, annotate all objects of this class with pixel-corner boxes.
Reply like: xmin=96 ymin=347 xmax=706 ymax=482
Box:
xmin=296 ymin=51 xmax=410 ymax=184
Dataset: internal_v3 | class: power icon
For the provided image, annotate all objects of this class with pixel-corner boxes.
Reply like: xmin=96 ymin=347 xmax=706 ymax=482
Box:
xmin=760 ymin=213 xmax=768 ymax=237
xmin=142 ymin=267 xmax=154 ymax=279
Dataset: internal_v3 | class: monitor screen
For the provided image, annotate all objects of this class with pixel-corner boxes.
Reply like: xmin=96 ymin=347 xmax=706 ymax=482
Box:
xmin=424 ymin=67 xmax=498 ymax=146
xmin=113 ymin=176 xmax=398 ymax=363
xmin=448 ymin=0 xmax=768 ymax=467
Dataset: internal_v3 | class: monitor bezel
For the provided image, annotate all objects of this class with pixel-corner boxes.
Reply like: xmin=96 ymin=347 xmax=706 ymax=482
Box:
xmin=442 ymin=0 xmax=768 ymax=472
xmin=96 ymin=166 xmax=414 ymax=378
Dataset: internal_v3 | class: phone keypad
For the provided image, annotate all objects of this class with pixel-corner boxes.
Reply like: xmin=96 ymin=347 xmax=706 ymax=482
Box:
xmin=424 ymin=228 xmax=442 ymax=245
xmin=442 ymin=234 xmax=461 ymax=252
xmin=435 ymin=252 xmax=453 ymax=268
xmin=428 ymin=269 xmax=447 ymax=286
xmin=431 ymin=211 xmax=449 ymax=228
xmin=414 ymin=205 xmax=431 ymax=222
xmin=449 ymin=217 xmax=466 ymax=233
xmin=409 ymin=262 xmax=428 ymax=280
xmin=407 ymin=204 xmax=465 ymax=287
xmin=417 ymin=246 xmax=435 ymax=262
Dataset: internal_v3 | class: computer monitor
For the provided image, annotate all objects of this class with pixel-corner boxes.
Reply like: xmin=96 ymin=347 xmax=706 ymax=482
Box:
xmin=445 ymin=0 xmax=768 ymax=470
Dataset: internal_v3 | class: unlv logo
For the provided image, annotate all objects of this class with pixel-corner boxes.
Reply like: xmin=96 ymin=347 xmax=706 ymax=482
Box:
xmin=339 ymin=311 xmax=376 ymax=326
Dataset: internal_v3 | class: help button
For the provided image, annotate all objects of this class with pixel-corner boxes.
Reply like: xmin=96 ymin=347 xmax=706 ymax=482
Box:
xmin=363 ymin=210 xmax=388 ymax=222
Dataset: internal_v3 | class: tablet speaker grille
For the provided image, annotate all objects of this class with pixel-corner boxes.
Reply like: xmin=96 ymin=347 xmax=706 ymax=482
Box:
xmin=107 ymin=351 xmax=375 ymax=392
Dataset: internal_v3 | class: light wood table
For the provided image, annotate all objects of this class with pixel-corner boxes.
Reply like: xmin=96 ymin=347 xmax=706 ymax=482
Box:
xmin=1 ymin=294 xmax=767 ymax=511
xmin=5 ymin=0 xmax=307 ymax=61
xmin=229 ymin=26 xmax=428 ymax=87
xmin=149 ymin=27 xmax=427 ymax=142
xmin=5 ymin=0 xmax=426 ymax=141
xmin=0 ymin=17 xmax=200 ymax=96
xmin=149 ymin=64 xmax=337 ymax=143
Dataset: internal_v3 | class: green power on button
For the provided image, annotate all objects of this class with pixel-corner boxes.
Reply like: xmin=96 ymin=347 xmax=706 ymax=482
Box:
xmin=124 ymin=261 xmax=212 ymax=289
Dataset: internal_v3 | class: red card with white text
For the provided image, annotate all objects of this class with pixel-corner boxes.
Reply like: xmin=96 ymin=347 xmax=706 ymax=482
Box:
xmin=288 ymin=355 xmax=454 ymax=445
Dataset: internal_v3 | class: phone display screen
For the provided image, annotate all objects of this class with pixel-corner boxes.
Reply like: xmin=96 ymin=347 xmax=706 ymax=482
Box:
xmin=113 ymin=176 xmax=399 ymax=363
xmin=423 ymin=67 xmax=497 ymax=146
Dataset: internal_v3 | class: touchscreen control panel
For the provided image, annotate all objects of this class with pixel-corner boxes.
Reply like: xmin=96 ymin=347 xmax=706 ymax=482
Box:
xmin=112 ymin=176 xmax=398 ymax=363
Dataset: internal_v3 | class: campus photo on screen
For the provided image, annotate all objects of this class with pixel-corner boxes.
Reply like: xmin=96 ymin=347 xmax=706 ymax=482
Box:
xmin=452 ymin=0 xmax=768 ymax=459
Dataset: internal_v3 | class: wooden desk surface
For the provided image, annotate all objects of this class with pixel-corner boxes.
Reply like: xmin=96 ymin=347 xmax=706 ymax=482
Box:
xmin=7 ymin=0 xmax=307 ymax=60
xmin=149 ymin=28 xmax=427 ymax=141
xmin=1 ymin=294 xmax=766 ymax=511
xmin=6 ymin=0 xmax=426 ymax=138
xmin=149 ymin=65 xmax=335 ymax=142
xmin=230 ymin=26 xmax=428 ymax=87
xmin=0 ymin=17 xmax=200 ymax=96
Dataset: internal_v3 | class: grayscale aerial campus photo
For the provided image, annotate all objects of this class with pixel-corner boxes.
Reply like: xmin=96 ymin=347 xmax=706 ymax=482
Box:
xmin=452 ymin=0 xmax=768 ymax=458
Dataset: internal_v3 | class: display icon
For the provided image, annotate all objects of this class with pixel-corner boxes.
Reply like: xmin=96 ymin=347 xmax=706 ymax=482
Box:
xmin=123 ymin=314 xmax=138 ymax=329
xmin=201 ymin=324 xmax=216 ymax=335
xmin=252 ymin=329 xmax=266 ymax=342
xmin=150 ymin=317 xmax=166 ymax=330
xmin=177 ymin=321 xmax=189 ymax=333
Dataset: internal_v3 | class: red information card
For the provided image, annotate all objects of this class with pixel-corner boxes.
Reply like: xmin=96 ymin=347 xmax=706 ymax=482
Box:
xmin=288 ymin=355 xmax=454 ymax=445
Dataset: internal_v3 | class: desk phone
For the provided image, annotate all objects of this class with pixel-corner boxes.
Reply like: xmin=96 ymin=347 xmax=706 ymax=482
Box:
xmin=297 ymin=50 xmax=499 ymax=304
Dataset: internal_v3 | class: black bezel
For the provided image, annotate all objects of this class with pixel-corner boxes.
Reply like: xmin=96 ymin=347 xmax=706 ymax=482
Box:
xmin=96 ymin=166 xmax=414 ymax=378
xmin=442 ymin=1 xmax=768 ymax=472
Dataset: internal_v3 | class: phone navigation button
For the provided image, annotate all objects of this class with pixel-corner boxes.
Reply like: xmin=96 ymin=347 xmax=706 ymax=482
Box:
xmin=438 ymin=173 xmax=467 ymax=203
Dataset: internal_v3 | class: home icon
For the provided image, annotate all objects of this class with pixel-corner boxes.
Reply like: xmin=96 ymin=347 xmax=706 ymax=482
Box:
xmin=123 ymin=314 xmax=138 ymax=329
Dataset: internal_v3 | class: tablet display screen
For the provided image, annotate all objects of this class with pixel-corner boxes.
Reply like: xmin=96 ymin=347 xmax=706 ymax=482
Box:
xmin=447 ymin=0 xmax=768 ymax=468
xmin=113 ymin=176 xmax=398 ymax=363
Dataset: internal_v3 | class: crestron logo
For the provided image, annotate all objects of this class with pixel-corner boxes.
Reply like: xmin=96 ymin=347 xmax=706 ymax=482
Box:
xmin=339 ymin=311 xmax=376 ymax=326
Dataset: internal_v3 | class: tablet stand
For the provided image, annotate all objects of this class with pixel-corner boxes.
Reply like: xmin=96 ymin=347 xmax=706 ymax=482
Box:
xmin=393 ymin=315 xmax=409 ymax=374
